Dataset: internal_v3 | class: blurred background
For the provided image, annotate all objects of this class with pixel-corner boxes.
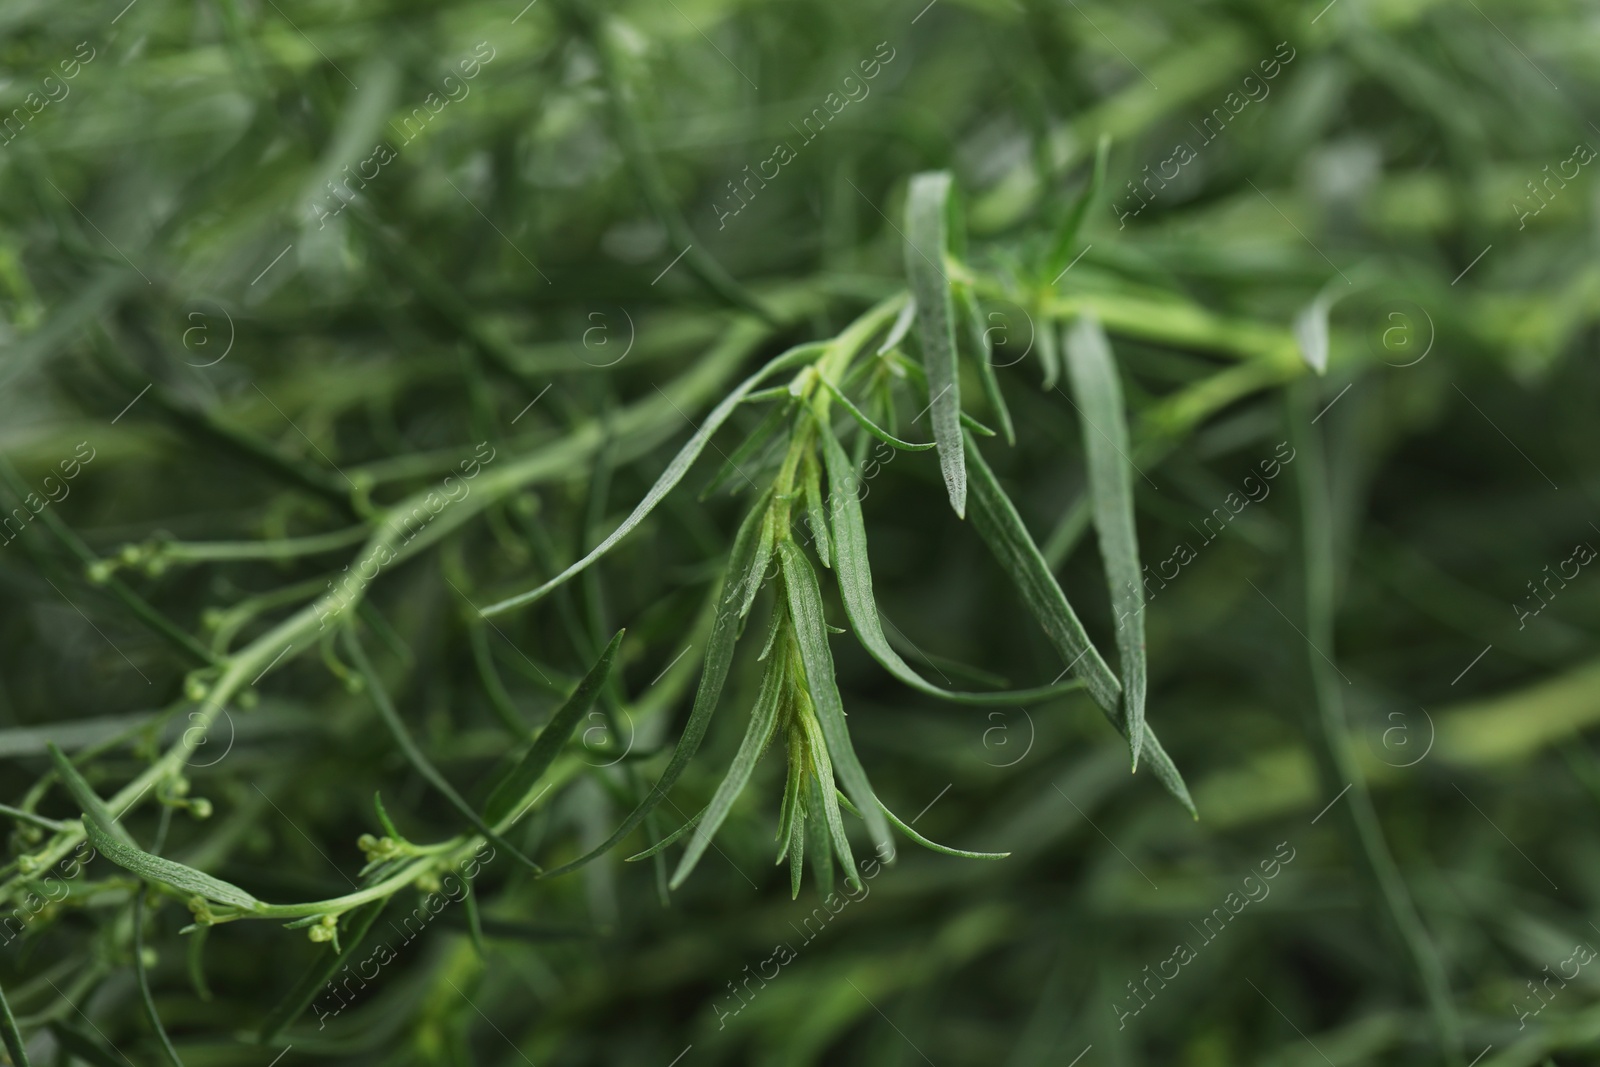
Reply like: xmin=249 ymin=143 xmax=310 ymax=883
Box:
xmin=1 ymin=0 xmax=1598 ymax=1064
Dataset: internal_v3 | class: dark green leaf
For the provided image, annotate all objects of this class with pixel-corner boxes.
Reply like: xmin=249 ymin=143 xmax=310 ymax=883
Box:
xmin=482 ymin=629 xmax=626 ymax=827
xmin=0 ymin=978 xmax=30 ymax=1067
xmin=818 ymin=378 xmax=935 ymax=452
xmin=82 ymin=817 xmax=261 ymax=910
xmin=46 ymin=742 xmax=136 ymax=849
xmin=956 ymin=283 xmax=1016 ymax=446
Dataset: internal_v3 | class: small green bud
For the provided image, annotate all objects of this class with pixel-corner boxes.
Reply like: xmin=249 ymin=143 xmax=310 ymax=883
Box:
xmin=86 ymin=560 xmax=116 ymax=584
xmin=188 ymin=797 xmax=213 ymax=820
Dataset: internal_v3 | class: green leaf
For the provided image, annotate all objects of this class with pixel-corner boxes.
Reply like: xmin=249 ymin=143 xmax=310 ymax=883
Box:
xmin=482 ymin=343 xmax=818 ymax=616
xmin=342 ymin=629 xmax=542 ymax=872
xmin=134 ymin=896 xmax=186 ymax=1066
xmin=956 ymin=284 xmax=1016 ymax=446
xmin=257 ymin=898 xmax=388 ymax=1041
xmin=670 ymin=642 xmax=785 ymax=888
xmin=624 ymin=805 xmax=704 ymax=861
xmin=777 ymin=540 xmax=893 ymax=860
xmin=1063 ymin=314 xmax=1148 ymax=769
xmin=905 ymin=171 xmax=967 ymax=517
xmin=802 ymin=453 xmax=832 ymax=569
xmin=818 ymin=378 xmax=935 ymax=452
xmin=482 ymin=629 xmax=626 ymax=827
xmin=837 ymin=791 xmax=1010 ymax=860
xmin=536 ymin=488 xmax=772 ymax=880
xmin=82 ymin=817 xmax=261 ymax=910
xmin=0 ymin=978 xmax=31 ymax=1067
xmin=964 ymin=433 xmax=1195 ymax=815
xmin=817 ymin=421 xmax=1085 ymax=707
xmin=803 ymin=770 xmax=841 ymax=896
xmin=701 ymin=397 xmax=794 ymax=499
xmin=1044 ymin=133 xmax=1110 ymax=280
xmin=45 ymin=742 xmax=136 ymax=849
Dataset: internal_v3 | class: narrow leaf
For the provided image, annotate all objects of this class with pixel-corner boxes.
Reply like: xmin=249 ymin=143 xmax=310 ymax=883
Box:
xmin=802 ymin=454 xmax=832 ymax=569
xmin=342 ymin=629 xmax=542 ymax=872
xmin=778 ymin=541 xmax=893 ymax=859
xmin=1063 ymin=315 xmax=1148 ymax=769
xmin=818 ymin=421 xmax=1085 ymax=706
xmin=624 ymin=806 xmax=704 ymax=861
xmin=1045 ymin=133 xmax=1110 ymax=279
xmin=837 ymin=791 xmax=1010 ymax=860
xmin=536 ymin=489 xmax=771 ymax=880
xmin=964 ymin=433 xmax=1195 ymax=815
xmin=671 ymin=646 xmax=785 ymax=888
xmin=905 ymin=171 xmax=966 ymax=517
xmin=1294 ymin=291 xmax=1336 ymax=374
xmin=803 ymin=770 xmax=841 ymax=896
xmin=701 ymin=399 xmax=792 ymax=499
xmin=818 ymin=378 xmax=935 ymax=452
xmin=0 ymin=978 xmax=30 ymax=1067
xmin=956 ymin=284 xmax=1016 ymax=446
xmin=482 ymin=629 xmax=626 ymax=826
xmin=133 ymin=896 xmax=187 ymax=1067
xmin=82 ymin=818 xmax=261 ymax=910
xmin=483 ymin=344 xmax=818 ymax=616
xmin=877 ymin=296 xmax=916 ymax=355
xmin=46 ymin=743 xmax=136 ymax=849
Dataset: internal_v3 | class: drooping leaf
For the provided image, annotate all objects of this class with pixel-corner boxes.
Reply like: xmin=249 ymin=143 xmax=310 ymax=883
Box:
xmin=624 ymin=806 xmax=705 ymax=861
xmin=483 ymin=343 xmax=818 ymax=616
xmin=536 ymin=489 xmax=772 ymax=880
xmin=837 ymin=791 xmax=1010 ymax=860
xmin=483 ymin=629 xmax=626 ymax=826
xmin=803 ymin=770 xmax=840 ymax=897
xmin=777 ymin=540 xmax=893 ymax=859
xmin=1063 ymin=314 xmax=1148 ymax=769
xmin=905 ymin=171 xmax=966 ymax=517
xmin=670 ymin=642 xmax=784 ymax=888
xmin=963 ymin=434 xmax=1195 ymax=816
xmin=817 ymin=378 xmax=935 ymax=452
xmin=342 ymin=629 xmax=542 ymax=872
xmin=817 ymin=420 xmax=1085 ymax=706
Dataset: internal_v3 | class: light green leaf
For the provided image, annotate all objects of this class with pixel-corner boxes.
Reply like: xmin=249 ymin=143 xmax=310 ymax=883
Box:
xmin=483 ymin=343 xmax=818 ymax=616
xmin=483 ymin=630 xmax=626 ymax=827
xmin=905 ymin=171 xmax=966 ymax=517
xmin=818 ymin=420 xmax=1084 ymax=706
xmin=670 ymin=642 xmax=785 ymax=888
xmin=964 ymin=434 xmax=1195 ymax=816
xmin=1063 ymin=314 xmax=1148 ymax=769
xmin=778 ymin=540 xmax=893 ymax=860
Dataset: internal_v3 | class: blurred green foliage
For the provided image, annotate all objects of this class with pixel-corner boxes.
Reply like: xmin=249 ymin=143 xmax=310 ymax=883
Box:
xmin=2 ymin=0 xmax=1599 ymax=1064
